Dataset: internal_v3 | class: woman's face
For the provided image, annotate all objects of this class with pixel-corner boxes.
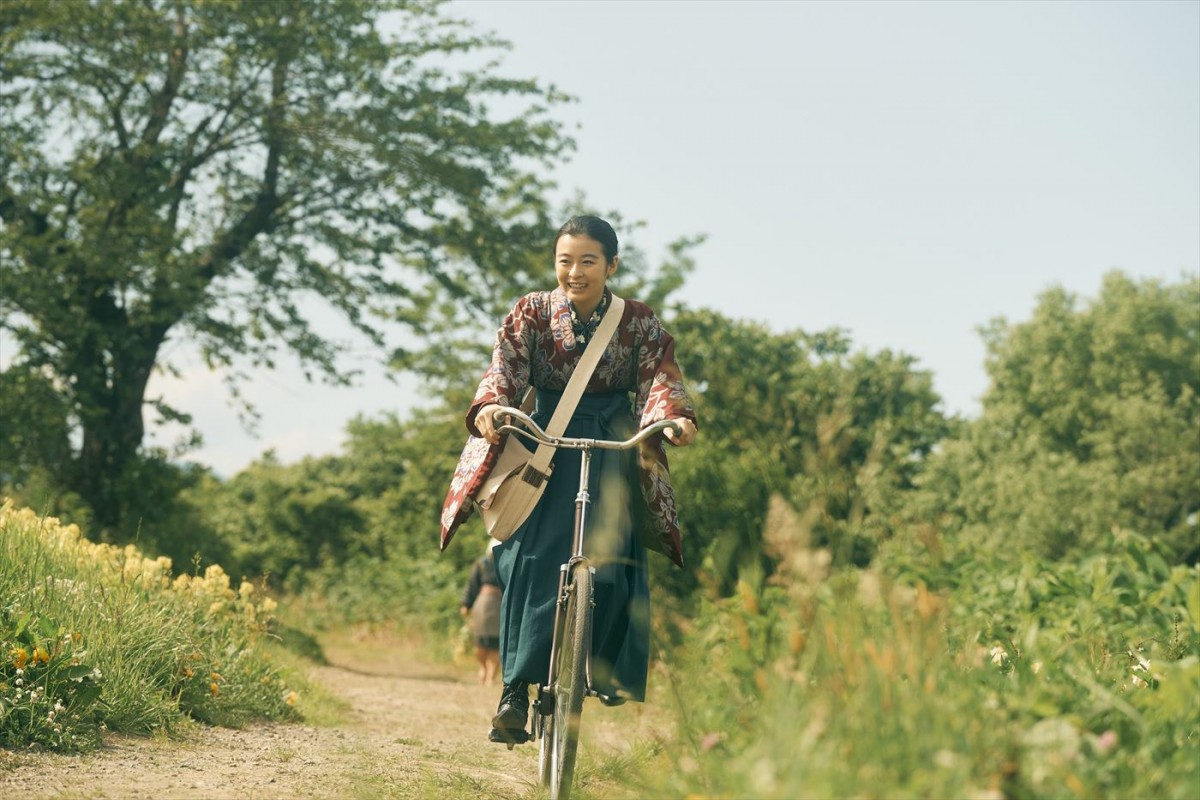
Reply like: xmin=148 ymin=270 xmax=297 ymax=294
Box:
xmin=555 ymin=234 xmax=616 ymax=314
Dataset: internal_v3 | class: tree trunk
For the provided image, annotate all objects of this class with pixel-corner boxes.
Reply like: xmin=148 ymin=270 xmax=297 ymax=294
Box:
xmin=71 ymin=333 xmax=163 ymax=534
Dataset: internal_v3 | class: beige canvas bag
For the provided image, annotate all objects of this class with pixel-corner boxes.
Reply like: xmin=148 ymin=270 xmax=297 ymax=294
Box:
xmin=474 ymin=295 xmax=626 ymax=541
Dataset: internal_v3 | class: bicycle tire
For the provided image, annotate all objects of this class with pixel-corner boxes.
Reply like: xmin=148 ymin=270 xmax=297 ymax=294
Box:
xmin=549 ymin=563 xmax=591 ymax=800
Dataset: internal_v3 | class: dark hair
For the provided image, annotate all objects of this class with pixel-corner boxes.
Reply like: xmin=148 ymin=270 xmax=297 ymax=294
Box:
xmin=554 ymin=215 xmax=619 ymax=264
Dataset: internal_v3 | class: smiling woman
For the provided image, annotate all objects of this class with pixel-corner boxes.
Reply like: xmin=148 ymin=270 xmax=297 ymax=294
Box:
xmin=439 ymin=214 xmax=698 ymax=745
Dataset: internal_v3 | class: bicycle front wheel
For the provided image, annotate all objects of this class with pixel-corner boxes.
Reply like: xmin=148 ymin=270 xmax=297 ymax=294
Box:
xmin=549 ymin=563 xmax=592 ymax=800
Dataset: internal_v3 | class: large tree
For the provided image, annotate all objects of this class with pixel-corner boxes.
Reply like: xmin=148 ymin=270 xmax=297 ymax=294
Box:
xmin=904 ymin=271 xmax=1200 ymax=565
xmin=0 ymin=0 xmax=571 ymax=528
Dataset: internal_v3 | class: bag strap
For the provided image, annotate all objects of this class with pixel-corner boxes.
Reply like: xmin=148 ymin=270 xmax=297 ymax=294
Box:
xmin=525 ymin=293 xmax=626 ymax=477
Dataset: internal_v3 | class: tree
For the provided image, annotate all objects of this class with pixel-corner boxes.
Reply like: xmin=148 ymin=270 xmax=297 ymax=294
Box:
xmin=666 ymin=308 xmax=949 ymax=597
xmin=0 ymin=0 xmax=571 ymax=530
xmin=902 ymin=271 xmax=1200 ymax=565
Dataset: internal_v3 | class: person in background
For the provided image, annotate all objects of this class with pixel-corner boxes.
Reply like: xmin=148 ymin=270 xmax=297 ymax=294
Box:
xmin=460 ymin=539 xmax=502 ymax=686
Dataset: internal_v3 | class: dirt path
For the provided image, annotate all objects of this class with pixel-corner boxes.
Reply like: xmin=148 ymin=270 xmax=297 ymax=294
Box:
xmin=1 ymin=631 xmax=671 ymax=799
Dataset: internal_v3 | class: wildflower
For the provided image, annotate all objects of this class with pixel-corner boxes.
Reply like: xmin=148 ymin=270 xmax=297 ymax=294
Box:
xmin=989 ymin=646 xmax=1008 ymax=666
xmin=284 ymin=691 xmax=298 ymax=706
xmin=1094 ymin=730 xmax=1118 ymax=755
xmin=11 ymin=648 xmax=28 ymax=669
xmin=210 ymin=672 xmax=222 ymax=682
xmin=32 ymin=646 xmax=50 ymax=665
xmin=210 ymin=682 xmax=220 ymax=697
xmin=183 ymin=667 xmax=194 ymax=678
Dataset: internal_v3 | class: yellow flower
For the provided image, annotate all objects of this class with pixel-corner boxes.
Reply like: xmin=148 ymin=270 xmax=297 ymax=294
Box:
xmin=210 ymin=672 xmax=222 ymax=682
xmin=32 ymin=647 xmax=50 ymax=665
xmin=11 ymin=647 xmax=28 ymax=669
xmin=284 ymin=691 xmax=298 ymax=706
xmin=183 ymin=667 xmax=194 ymax=678
xmin=210 ymin=682 xmax=220 ymax=697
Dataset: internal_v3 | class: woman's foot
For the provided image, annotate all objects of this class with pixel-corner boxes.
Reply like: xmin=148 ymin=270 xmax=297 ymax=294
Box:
xmin=490 ymin=680 xmax=529 ymax=732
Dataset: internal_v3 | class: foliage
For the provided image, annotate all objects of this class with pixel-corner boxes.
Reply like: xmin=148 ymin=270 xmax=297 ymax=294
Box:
xmin=665 ymin=308 xmax=949 ymax=598
xmin=632 ymin=524 xmax=1200 ymax=800
xmin=0 ymin=0 xmax=572 ymax=530
xmin=906 ymin=271 xmax=1199 ymax=563
xmin=1 ymin=610 xmax=103 ymax=752
xmin=0 ymin=501 xmax=304 ymax=752
xmin=179 ymin=401 xmax=478 ymax=646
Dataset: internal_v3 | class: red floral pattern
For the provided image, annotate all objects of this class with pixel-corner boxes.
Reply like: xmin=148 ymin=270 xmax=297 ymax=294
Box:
xmin=439 ymin=288 xmax=697 ymax=567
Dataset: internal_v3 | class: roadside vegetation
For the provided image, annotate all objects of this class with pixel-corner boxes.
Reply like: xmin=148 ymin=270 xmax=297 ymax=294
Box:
xmin=0 ymin=503 xmax=305 ymax=752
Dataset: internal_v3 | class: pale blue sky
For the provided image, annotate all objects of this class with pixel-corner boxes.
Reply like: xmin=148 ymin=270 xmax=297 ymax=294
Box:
xmin=150 ymin=0 xmax=1200 ymax=475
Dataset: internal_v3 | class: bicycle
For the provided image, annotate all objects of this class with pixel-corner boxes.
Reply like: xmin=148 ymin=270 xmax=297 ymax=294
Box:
xmin=488 ymin=406 xmax=680 ymax=800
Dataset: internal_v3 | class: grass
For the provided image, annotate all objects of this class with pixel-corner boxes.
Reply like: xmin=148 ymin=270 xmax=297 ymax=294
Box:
xmin=0 ymin=501 xmax=313 ymax=750
xmin=615 ymin=525 xmax=1200 ymax=799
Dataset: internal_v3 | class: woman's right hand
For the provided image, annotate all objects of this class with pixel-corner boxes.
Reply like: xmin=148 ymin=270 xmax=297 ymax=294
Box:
xmin=474 ymin=403 xmax=505 ymax=444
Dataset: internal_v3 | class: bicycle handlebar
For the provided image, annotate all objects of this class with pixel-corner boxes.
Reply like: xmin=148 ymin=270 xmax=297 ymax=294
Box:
xmin=492 ymin=406 xmax=681 ymax=451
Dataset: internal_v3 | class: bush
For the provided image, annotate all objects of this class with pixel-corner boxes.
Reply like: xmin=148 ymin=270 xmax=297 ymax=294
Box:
xmin=632 ymin=524 xmax=1200 ymax=799
xmin=0 ymin=501 xmax=304 ymax=751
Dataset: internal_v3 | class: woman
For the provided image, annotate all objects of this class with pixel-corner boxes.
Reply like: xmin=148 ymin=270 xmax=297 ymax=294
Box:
xmin=439 ymin=215 xmax=697 ymax=741
xmin=460 ymin=540 xmax=503 ymax=685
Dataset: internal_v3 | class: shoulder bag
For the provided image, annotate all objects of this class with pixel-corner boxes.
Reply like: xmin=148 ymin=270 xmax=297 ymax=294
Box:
xmin=473 ymin=294 xmax=626 ymax=541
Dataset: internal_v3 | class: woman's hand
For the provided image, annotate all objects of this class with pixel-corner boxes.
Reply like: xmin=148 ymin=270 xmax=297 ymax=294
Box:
xmin=663 ymin=417 xmax=697 ymax=447
xmin=474 ymin=403 xmax=506 ymax=444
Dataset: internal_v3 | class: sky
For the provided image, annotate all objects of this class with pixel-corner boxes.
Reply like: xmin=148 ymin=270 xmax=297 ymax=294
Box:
xmin=145 ymin=0 xmax=1199 ymax=476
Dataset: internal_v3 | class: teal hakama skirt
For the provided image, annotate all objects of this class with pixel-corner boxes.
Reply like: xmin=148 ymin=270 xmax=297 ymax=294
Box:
xmin=493 ymin=389 xmax=650 ymax=701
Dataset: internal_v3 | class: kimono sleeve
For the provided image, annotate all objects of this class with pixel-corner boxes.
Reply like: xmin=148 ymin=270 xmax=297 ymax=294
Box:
xmin=465 ymin=294 xmax=538 ymax=437
xmin=634 ymin=312 xmax=697 ymax=431
xmin=629 ymin=307 xmax=695 ymax=568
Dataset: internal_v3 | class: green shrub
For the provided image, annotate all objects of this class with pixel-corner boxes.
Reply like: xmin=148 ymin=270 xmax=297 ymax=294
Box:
xmin=0 ymin=501 xmax=304 ymax=751
xmin=635 ymin=525 xmax=1200 ymax=799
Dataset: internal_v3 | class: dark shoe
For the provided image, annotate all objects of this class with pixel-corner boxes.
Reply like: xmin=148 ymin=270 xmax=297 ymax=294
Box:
xmin=491 ymin=681 xmax=529 ymax=732
xmin=597 ymin=692 xmax=627 ymax=707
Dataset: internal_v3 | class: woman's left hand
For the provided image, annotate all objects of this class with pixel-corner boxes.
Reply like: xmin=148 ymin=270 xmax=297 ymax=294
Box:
xmin=664 ymin=417 xmax=697 ymax=447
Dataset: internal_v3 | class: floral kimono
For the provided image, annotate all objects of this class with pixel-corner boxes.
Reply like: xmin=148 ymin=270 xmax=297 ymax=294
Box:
xmin=440 ymin=287 xmax=696 ymax=698
xmin=439 ymin=287 xmax=697 ymax=568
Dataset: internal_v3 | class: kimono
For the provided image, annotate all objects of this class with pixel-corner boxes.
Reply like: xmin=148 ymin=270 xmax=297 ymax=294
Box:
xmin=439 ymin=287 xmax=696 ymax=700
xmin=439 ymin=287 xmax=696 ymax=567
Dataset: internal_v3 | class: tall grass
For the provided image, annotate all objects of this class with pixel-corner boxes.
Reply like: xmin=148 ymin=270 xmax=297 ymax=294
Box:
xmin=0 ymin=501 xmax=304 ymax=751
xmin=630 ymin=512 xmax=1200 ymax=799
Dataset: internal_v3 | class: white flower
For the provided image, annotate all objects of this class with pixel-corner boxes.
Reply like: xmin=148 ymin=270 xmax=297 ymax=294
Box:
xmin=990 ymin=646 xmax=1008 ymax=665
